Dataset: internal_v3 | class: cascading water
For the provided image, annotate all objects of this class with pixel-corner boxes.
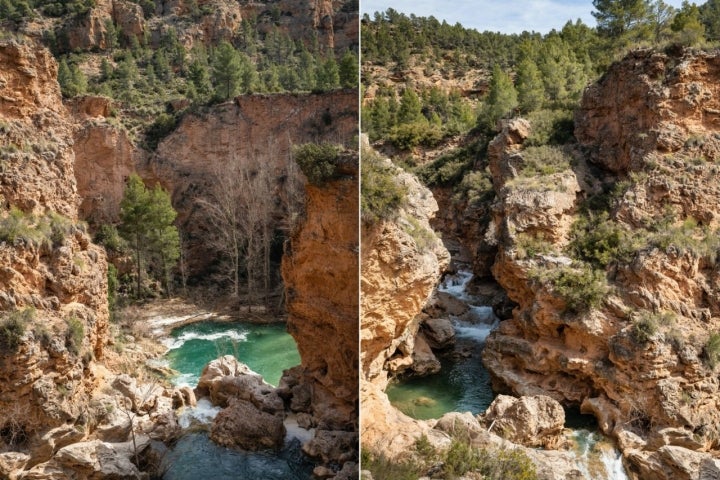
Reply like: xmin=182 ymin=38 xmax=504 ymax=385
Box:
xmin=155 ymin=319 xmax=313 ymax=479
xmin=386 ymin=268 xmax=498 ymax=419
xmin=388 ymin=267 xmax=630 ymax=480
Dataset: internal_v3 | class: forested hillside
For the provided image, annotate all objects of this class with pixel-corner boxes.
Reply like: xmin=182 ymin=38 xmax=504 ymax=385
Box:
xmin=1 ymin=0 xmax=358 ymax=149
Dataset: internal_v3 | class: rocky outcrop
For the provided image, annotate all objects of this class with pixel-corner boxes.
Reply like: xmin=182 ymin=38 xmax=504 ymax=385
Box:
xmin=483 ymin=48 xmax=720 ymax=479
xmin=280 ymin=149 xmax=358 ymax=474
xmin=360 ymin=147 xmax=450 ymax=456
xmin=482 ymin=395 xmax=565 ymax=449
xmin=210 ymin=398 xmax=286 ymax=451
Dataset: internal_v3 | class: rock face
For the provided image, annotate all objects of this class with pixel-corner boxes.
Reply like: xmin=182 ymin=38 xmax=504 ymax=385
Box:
xmin=483 ymin=48 xmax=720 ymax=479
xmin=482 ymin=395 xmax=565 ymax=449
xmin=280 ymin=150 xmax=358 ymax=471
xmin=0 ymin=39 xmax=110 ymax=446
xmin=138 ymin=91 xmax=357 ymax=277
xmin=360 ymin=148 xmax=450 ymax=456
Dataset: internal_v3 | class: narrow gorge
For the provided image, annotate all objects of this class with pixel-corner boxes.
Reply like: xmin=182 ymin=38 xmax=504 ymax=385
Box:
xmin=361 ymin=43 xmax=720 ymax=480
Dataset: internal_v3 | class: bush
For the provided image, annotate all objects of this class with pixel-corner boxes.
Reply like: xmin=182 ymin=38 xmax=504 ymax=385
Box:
xmin=631 ymin=313 xmax=659 ymax=344
xmin=0 ymin=309 xmax=34 ymax=354
xmin=516 ymin=232 xmax=554 ymax=259
xmin=416 ymin=144 xmax=479 ymax=187
xmin=65 ymin=317 xmax=84 ymax=355
xmin=361 ymin=149 xmax=407 ymax=223
xmin=293 ymin=143 xmax=341 ymax=186
xmin=361 ymin=449 xmax=421 ymax=480
xmin=704 ymin=332 xmax=720 ymax=369
xmin=402 ymin=215 xmax=437 ymax=252
xmin=0 ymin=208 xmax=77 ymax=249
xmin=444 ymin=441 xmax=537 ymax=480
xmin=387 ymin=121 xmax=444 ymax=150
xmin=569 ymin=212 xmax=639 ymax=268
xmin=518 ymin=145 xmax=573 ymax=177
xmin=550 ymin=264 xmax=608 ymax=313
xmin=452 ymin=170 xmax=494 ymax=206
xmin=95 ymin=224 xmax=124 ymax=253
xmin=525 ymin=108 xmax=575 ymax=146
xmin=145 ymin=113 xmax=178 ymax=150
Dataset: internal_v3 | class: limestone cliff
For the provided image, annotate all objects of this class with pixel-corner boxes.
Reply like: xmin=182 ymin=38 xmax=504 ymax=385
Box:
xmin=0 ymin=37 xmax=109 ymax=464
xmin=360 ymin=149 xmax=450 ymax=454
xmin=483 ymin=48 xmax=720 ymax=479
xmin=280 ymin=150 xmax=358 ymax=476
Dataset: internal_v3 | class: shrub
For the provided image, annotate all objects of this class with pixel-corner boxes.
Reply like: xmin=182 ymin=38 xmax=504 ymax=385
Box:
xmin=549 ymin=264 xmax=608 ymax=313
xmin=65 ymin=317 xmax=84 ymax=356
xmin=569 ymin=212 xmax=639 ymax=268
xmin=387 ymin=121 xmax=444 ymax=150
xmin=145 ymin=113 xmax=178 ymax=150
xmin=518 ymin=145 xmax=573 ymax=177
xmin=95 ymin=224 xmax=124 ymax=253
xmin=704 ymin=332 xmax=720 ymax=369
xmin=516 ymin=232 xmax=554 ymax=259
xmin=361 ymin=449 xmax=421 ymax=480
xmin=293 ymin=143 xmax=341 ymax=186
xmin=402 ymin=215 xmax=437 ymax=252
xmin=416 ymin=144 xmax=478 ymax=186
xmin=525 ymin=108 xmax=575 ymax=146
xmin=631 ymin=313 xmax=659 ymax=344
xmin=0 ymin=208 xmax=77 ymax=249
xmin=444 ymin=441 xmax=537 ymax=480
xmin=452 ymin=170 xmax=494 ymax=206
xmin=0 ymin=308 xmax=34 ymax=354
xmin=361 ymin=149 xmax=407 ymax=223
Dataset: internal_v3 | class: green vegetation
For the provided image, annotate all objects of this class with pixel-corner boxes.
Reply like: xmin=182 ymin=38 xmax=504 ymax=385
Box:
xmin=532 ymin=263 xmax=608 ymax=313
xmin=65 ymin=316 xmax=84 ymax=355
xmin=293 ymin=143 xmax=341 ymax=186
xmin=0 ymin=308 xmax=34 ymax=354
xmin=0 ymin=207 xmax=78 ymax=249
xmin=119 ymin=174 xmax=180 ymax=298
xmin=516 ymin=232 xmax=555 ymax=260
xmin=402 ymin=215 xmax=436 ymax=251
xmin=361 ymin=148 xmax=407 ymax=223
xmin=704 ymin=332 xmax=720 ymax=368
xmin=363 ymin=437 xmax=537 ymax=480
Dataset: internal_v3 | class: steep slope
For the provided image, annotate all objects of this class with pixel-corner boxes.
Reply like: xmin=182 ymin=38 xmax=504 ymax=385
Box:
xmin=483 ymin=48 xmax=720 ymax=479
xmin=281 ymin=150 xmax=359 ymax=477
xmin=360 ymin=148 xmax=450 ymax=455
xmin=0 ymin=36 xmax=109 ymax=464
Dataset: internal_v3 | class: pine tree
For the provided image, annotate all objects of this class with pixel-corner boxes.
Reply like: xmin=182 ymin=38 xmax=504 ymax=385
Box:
xmin=338 ymin=50 xmax=358 ymax=89
xmin=119 ymin=174 xmax=180 ymax=298
xmin=212 ymin=41 xmax=243 ymax=100
xmin=188 ymin=59 xmax=212 ymax=97
xmin=397 ymin=88 xmax=424 ymax=125
xmin=479 ymin=65 xmax=518 ymax=131
xmin=316 ymin=56 xmax=340 ymax=91
xmin=672 ymin=1 xmax=705 ymax=45
xmin=592 ymin=0 xmax=651 ymax=40
xmin=57 ymin=59 xmax=75 ymax=98
xmin=516 ymin=58 xmax=545 ymax=113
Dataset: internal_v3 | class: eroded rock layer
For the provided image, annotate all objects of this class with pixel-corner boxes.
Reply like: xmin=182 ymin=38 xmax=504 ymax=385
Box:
xmin=281 ymin=151 xmax=359 ymax=476
xmin=483 ymin=48 xmax=720 ymax=479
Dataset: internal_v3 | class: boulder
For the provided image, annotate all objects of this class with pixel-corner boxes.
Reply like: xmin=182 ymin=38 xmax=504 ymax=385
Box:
xmin=209 ymin=398 xmax=285 ymax=451
xmin=302 ymin=430 xmax=358 ymax=465
xmin=483 ymin=395 xmax=565 ymax=448
xmin=196 ymin=356 xmax=284 ymax=415
xmin=421 ymin=317 xmax=455 ymax=350
xmin=410 ymin=332 xmax=441 ymax=376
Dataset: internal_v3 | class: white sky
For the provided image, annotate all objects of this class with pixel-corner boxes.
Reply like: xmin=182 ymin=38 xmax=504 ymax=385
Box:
xmin=361 ymin=0 xmax=688 ymax=34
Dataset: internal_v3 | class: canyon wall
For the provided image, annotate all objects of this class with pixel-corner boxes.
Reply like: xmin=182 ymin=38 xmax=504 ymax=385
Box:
xmin=0 ymin=38 xmax=110 ymax=467
xmin=483 ymin=48 xmax=720 ymax=479
xmin=280 ymin=151 xmax=359 ymax=477
xmin=359 ymin=150 xmax=450 ymax=454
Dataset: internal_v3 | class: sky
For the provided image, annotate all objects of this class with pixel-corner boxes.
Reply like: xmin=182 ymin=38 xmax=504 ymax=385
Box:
xmin=361 ymin=0 xmax=688 ymax=35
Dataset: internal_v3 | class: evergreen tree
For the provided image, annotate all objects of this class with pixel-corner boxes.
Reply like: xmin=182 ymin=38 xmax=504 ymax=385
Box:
xmin=316 ymin=56 xmax=340 ymax=91
xmin=516 ymin=58 xmax=545 ymax=112
xmin=701 ymin=0 xmax=720 ymax=41
xmin=57 ymin=59 xmax=75 ymax=98
xmin=397 ymin=88 xmax=424 ymax=125
xmin=212 ymin=41 xmax=243 ymax=99
xmin=648 ymin=0 xmax=676 ymax=43
xmin=479 ymin=65 xmax=518 ymax=131
xmin=592 ymin=0 xmax=651 ymax=40
xmin=188 ymin=59 xmax=212 ymax=97
xmin=672 ymin=1 xmax=705 ymax=45
xmin=119 ymin=174 xmax=180 ymax=298
xmin=339 ymin=50 xmax=358 ymax=89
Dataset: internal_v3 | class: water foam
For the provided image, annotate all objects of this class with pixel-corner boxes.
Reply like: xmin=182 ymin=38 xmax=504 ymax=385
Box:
xmin=163 ymin=329 xmax=248 ymax=350
xmin=438 ymin=270 xmax=474 ymax=299
xmin=178 ymin=398 xmax=222 ymax=428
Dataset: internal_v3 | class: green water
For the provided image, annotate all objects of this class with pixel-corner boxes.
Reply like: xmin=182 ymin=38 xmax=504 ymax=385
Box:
xmin=386 ymin=334 xmax=494 ymax=420
xmin=164 ymin=321 xmax=300 ymax=387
